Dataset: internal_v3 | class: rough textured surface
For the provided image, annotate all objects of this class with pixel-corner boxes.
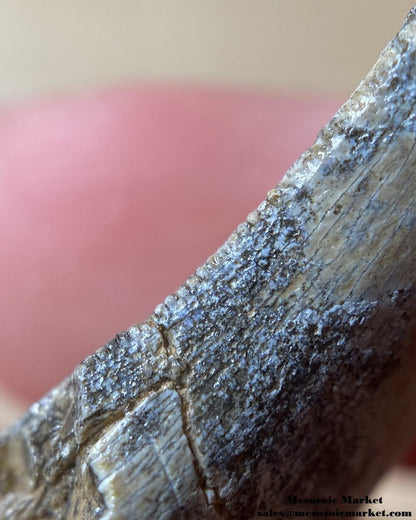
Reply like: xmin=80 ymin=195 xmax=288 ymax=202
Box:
xmin=2 ymin=8 xmax=416 ymax=520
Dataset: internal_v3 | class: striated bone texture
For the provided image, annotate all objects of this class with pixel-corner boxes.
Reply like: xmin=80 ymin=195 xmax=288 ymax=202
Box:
xmin=2 ymin=8 xmax=416 ymax=520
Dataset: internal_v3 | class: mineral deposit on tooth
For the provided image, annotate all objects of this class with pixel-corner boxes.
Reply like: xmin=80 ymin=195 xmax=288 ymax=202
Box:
xmin=2 ymin=8 xmax=416 ymax=520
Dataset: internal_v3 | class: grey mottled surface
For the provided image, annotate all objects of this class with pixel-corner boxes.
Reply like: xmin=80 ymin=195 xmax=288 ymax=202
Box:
xmin=2 ymin=8 xmax=416 ymax=520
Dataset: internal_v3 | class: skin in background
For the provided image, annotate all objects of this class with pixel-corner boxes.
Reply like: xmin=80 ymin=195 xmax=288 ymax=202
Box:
xmin=0 ymin=86 xmax=415 ymax=468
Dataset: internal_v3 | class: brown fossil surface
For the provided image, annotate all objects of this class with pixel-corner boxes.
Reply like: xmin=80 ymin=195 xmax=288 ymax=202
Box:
xmin=2 ymin=8 xmax=416 ymax=520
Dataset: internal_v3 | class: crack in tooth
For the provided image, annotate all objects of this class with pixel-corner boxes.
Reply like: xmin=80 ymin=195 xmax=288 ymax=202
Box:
xmin=155 ymin=322 xmax=231 ymax=519
xmin=175 ymin=385 xmax=231 ymax=520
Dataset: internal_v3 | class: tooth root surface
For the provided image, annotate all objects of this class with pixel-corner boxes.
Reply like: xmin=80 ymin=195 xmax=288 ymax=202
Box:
xmin=2 ymin=8 xmax=416 ymax=520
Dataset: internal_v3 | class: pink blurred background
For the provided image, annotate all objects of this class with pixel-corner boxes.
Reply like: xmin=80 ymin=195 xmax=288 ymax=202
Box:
xmin=0 ymin=1 xmax=415 ymax=507
xmin=0 ymin=86 xmax=342 ymax=400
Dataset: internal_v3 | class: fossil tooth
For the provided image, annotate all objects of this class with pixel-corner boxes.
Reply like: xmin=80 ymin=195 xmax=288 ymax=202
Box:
xmin=2 ymin=8 xmax=416 ymax=520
